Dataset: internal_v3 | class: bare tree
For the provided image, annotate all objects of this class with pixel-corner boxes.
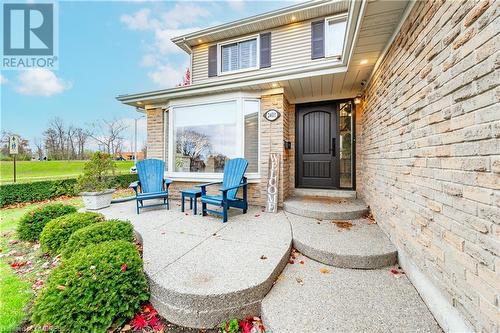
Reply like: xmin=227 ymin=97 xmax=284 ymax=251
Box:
xmin=0 ymin=131 xmax=32 ymax=160
xmin=88 ymin=118 xmax=128 ymax=156
xmin=74 ymin=128 xmax=89 ymax=159
xmin=43 ymin=127 xmax=59 ymax=159
xmin=49 ymin=117 xmax=67 ymax=159
xmin=33 ymin=137 xmax=45 ymax=160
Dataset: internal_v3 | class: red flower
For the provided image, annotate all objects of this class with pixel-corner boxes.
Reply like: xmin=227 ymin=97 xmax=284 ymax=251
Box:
xmin=153 ymin=322 xmax=164 ymax=331
xmin=390 ymin=268 xmax=399 ymax=275
xmin=121 ymin=263 xmax=127 ymax=272
xmin=130 ymin=314 xmax=148 ymax=330
xmin=239 ymin=321 xmax=253 ymax=333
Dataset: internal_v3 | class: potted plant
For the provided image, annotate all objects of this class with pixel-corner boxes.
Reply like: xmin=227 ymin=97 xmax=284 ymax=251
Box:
xmin=77 ymin=152 xmax=117 ymax=210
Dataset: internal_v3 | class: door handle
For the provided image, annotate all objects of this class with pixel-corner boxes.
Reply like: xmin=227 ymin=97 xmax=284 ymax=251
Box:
xmin=331 ymin=138 xmax=336 ymax=157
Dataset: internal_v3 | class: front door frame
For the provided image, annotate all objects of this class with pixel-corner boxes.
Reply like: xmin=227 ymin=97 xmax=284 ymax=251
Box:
xmin=294 ymin=99 xmax=356 ymax=190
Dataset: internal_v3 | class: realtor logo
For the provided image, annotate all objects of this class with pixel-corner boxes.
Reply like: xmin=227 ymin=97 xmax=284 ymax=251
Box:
xmin=2 ymin=2 xmax=58 ymax=69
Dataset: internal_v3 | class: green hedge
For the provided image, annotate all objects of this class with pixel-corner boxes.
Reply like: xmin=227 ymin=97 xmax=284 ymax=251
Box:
xmin=0 ymin=174 xmax=138 ymax=207
xmin=32 ymin=240 xmax=149 ymax=332
xmin=17 ymin=204 xmax=77 ymax=242
xmin=40 ymin=212 xmax=105 ymax=256
xmin=62 ymin=220 xmax=134 ymax=259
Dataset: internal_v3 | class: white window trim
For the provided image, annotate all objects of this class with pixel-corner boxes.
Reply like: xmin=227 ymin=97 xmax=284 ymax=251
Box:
xmin=166 ymin=94 xmax=261 ymax=180
xmin=217 ymin=34 xmax=260 ymax=76
xmin=324 ymin=13 xmax=348 ymax=59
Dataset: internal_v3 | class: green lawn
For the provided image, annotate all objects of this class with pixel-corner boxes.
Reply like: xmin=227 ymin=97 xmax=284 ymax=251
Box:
xmin=0 ymin=160 xmax=134 ymax=184
xmin=0 ymin=198 xmax=84 ymax=332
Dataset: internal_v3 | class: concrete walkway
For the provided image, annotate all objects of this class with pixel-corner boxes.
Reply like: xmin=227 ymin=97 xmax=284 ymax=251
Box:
xmin=99 ymin=201 xmax=292 ymax=329
xmin=261 ymin=252 xmax=442 ymax=333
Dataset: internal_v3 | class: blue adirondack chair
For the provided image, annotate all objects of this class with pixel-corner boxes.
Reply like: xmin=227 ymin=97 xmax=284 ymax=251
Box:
xmin=197 ymin=158 xmax=248 ymax=222
xmin=130 ymin=159 xmax=172 ymax=214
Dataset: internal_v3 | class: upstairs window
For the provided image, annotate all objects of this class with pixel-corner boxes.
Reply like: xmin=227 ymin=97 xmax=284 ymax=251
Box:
xmin=220 ymin=37 xmax=258 ymax=73
xmin=325 ymin=16 xmax=347 ymax=58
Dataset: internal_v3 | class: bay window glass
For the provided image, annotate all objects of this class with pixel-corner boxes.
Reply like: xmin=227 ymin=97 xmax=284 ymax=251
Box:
xmin=325 ymin=17 xmax=347 ymax=57
xmin=174 ymin=101 xmax=238 ymax=173
xmin=221 ymin=38 xmax=257 ymax=73
xmin=244 ymin=100 xmax=259 ymax=173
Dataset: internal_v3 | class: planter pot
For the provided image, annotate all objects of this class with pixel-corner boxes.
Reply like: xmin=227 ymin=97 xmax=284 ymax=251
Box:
xmin=80 ymin=189 xmax=115 ymax=210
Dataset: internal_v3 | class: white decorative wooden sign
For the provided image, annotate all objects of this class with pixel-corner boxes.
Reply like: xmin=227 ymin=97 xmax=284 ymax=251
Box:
xmin=9 ymin=136 xmax=19 ymax=155
xmin=265 ymin=153 xmax=280 ymax=213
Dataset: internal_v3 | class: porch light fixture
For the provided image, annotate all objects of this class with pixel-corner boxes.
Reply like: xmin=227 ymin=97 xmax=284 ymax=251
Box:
xmin=354 ymin=97 xmax=361 ymax=105
xmin=360 ymin=59 xmax=368 ymax=65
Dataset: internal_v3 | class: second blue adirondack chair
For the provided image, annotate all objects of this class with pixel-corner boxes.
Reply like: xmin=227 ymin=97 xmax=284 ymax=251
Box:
xmin=197 ymin=158 xmax=248 ymax=222
xmin=130 ymin=159 xmax=172 ymax=214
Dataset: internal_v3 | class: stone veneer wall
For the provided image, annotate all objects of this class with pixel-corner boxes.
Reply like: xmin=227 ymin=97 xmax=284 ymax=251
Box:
xmin=356 ymin=1 xmax=499 ymax=332
xmin=144 ymin=93 xmax=294 ymax=206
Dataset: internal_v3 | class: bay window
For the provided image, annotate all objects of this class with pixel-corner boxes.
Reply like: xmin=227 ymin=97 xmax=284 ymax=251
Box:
xmin=220 ymin=37 xmax=258 ymax=74
xmin=170 ymin=97 xmax=260 ymax=177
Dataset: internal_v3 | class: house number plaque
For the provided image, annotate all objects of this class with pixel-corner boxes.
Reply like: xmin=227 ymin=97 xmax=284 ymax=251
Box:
xmin=266 ymin=153 xmax=280 ymax=213
xmin=263 ymin=109 xmax=281 ymax=122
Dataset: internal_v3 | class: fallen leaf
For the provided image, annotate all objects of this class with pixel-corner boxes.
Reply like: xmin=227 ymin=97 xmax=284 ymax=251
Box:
xmin=260 ymin=255 xmax=267 ymax=260
xmin=121 ymin=263 xmax=128 ymax=272
xmin=332 ymin=220 xmax=354 ymax=230
xmin=254 ymin=214 xmax=260 ymax=217
xmin=295 ymin=277 xmax=304 ymax=285
xmin=299 ymin=260 xmax=304 ymax=264
xmin=288 ymin=259 xmax=294 ymax=264
xmin=320 ymin=267 xmax=330 ymax=274
xmin=56 ymin=285 xmax=66 ymax=290
xmin=9 ymin=240 xmax=19 ymax=245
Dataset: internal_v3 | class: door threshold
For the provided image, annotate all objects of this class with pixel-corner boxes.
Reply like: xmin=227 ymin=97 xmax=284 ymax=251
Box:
xmin=293 ymin=188 xmax=357 ymax=199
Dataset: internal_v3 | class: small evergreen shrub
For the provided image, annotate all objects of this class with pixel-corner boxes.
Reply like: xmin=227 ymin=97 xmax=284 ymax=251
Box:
xmin=32 ymin=240 xmax=149 ymax=333
xmin=76 ymin=152 xmax=117 ymax=192
xmin=62 ymin=219 xmax=134 ymax=259
xmin=40 ymin=212 xmax=104 ymax=255
xmin=17 ymin=204 xmax=77 ymax=241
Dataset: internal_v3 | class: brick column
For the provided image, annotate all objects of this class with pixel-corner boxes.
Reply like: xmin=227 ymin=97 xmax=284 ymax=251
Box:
xmin=146 ymin=107 xmax=165 ymax=161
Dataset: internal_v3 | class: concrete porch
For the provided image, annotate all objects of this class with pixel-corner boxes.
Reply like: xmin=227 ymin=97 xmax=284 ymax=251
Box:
xmin=98 ymin=198 xmax=441 ymax=331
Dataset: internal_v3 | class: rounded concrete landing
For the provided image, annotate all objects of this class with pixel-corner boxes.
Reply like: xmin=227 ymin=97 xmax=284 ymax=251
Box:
xmin=284 ymin=196 xmax=368 ymax=220
xmin=99 ymin=201 xmax=292 ymax=329
xmin=261 ymin=253 xmax=442 ymax=333
xmin=287 ymin=213 xmax=397 ymax=269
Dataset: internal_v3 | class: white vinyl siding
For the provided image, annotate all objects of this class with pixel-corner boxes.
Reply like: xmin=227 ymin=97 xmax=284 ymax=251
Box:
xmin=191 ymin=15 xmax=345 ymax=84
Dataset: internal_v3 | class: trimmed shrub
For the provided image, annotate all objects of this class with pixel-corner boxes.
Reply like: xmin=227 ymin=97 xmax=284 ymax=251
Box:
xmin=62 ymin=219 xmax=134 ymax=259
xmin=40 ymin=212 xmax=104 ymax=255
xmin=17 ymin=204 xmax=77 ymax=241
xmin=32 ymin=240 xmax=149 ymax=333
xmin=0 ymin=174 xmax=138 ymax=207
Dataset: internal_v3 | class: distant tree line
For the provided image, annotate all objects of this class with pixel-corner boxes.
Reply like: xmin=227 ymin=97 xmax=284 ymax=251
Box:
xmin=1 ymin=117 xmax=139 ymax=161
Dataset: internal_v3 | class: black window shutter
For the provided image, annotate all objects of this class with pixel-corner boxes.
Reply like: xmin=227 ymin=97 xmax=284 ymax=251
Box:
xmin=311 ymin=20 xmax=325 ymax=59
xmin=260 ymin=32 xmax=271 ymax=68
xmin=208 ymin=45 xmax=217 ymax=77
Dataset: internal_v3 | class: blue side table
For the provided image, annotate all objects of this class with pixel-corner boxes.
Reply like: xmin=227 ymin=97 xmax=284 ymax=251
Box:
xmin=181 ymin=188 xmax=202 ymax=215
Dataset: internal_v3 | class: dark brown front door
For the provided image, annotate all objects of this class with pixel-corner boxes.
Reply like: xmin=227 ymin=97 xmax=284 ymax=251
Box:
xmin=296 ymin=103 xmax=338 ymax=188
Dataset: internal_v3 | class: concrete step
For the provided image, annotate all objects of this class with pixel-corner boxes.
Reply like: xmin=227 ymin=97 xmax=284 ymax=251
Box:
xmin=287 ymin=213 xmax=397 ymax=269
xmin=99 ymin=202 xmax=293 ymax=329
xmin=293 ymin=188 xmax=357 ymax=198
xmin=261 ymin=253 xmax=442 ymax=333
xmin=283 ymin=196 xmax=368 ymax=220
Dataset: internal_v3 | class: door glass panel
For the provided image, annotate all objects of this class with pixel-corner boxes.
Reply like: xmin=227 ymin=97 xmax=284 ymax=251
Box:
xmin=339 ymin=102 xmax=353 ymax=188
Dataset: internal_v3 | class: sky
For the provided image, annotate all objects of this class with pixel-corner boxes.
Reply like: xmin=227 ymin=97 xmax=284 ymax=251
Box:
xmin=0 ymin=0 xmax=297 ymax=151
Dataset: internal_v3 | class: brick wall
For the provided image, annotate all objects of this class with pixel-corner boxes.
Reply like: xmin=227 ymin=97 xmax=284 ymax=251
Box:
xmin=146 ymin=108 xmax=165 ymax=161
xmin=357 ymin=1 xmax=499 ymax=332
